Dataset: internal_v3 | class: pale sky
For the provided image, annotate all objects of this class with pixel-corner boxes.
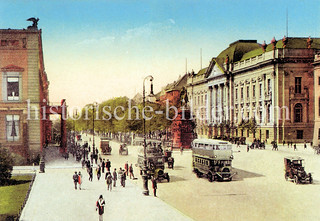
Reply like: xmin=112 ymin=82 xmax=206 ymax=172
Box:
xmin=0 ymin=0 xmax=319 ymax=109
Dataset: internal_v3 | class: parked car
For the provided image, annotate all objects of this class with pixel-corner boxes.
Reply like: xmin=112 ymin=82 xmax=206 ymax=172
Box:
xmin=284 ymin=157 xmax=312 ymax=184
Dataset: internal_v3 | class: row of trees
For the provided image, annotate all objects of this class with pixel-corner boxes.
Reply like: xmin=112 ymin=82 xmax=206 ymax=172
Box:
xmin=66 ymin=97 xmax=175 ymax=134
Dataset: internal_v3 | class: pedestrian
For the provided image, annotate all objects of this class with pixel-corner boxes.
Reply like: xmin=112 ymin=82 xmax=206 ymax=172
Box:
xmin=247 ymin=144 xmax=249 ymax=152
xmin=106 ymin=173 xmax=112 ymax=191
xmin=113 ymin=168 xmax=117 ymax=187
xmin=106 ymin=159 xmax=111 ymax=172
xmin=73 ymin=171 xmax=78 ymax=190
xmin=122 ymin=169 xmax=126 ymax=187
xmin=294 ymin=144 xmax=297 ymax=151
xmin=124 ymin=161 xmax=129 ymax=176
xmin=180 ymin=146 xmax=184 ymax=155
xmin=129 ymin=164 xmax=134 ymax=179
xmin=283 ymin=140 xmax=285 ymax=146
xmin=102 ymin=159 xmax=105 ymax=173
xmin=78 ymin=171 xmax=82 ymax=190
xmin=89 ymin=165 xmax=93 ymax=181
xmin=97 ymin=165 xmax=101 ymax=181
xmin=151 ymin=177 xmax=157 ymax=197
xmin=304 ymin=141 xmax=307 ymax=149
xmin=96 ymin=195 xmax=105 ymax=221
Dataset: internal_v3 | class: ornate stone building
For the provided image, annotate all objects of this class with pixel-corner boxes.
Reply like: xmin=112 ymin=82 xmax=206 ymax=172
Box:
xmin=188 ymin=37 xmax=320 ymax=143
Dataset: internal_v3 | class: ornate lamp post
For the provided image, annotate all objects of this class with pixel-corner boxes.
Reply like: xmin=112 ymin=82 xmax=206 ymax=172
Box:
xmin=142 ymin=75 xmax=154 ymax=195
xmin=92 ymin=102 xmax=98 ymax=154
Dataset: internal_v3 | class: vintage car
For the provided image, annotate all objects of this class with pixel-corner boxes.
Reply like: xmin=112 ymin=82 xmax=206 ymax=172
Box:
xmin=284 ymin=157 xmax=312 ymax=184
xmin=137 ymin=142 xmax=170 ymax=182
xmin=119 ymin=143 xmax=128 ymax=155
xmin=100 ymin=138 xmax=112 ymax=155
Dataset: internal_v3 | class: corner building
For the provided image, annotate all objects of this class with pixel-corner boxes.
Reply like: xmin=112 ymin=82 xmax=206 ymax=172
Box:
xmin=189 ymin=37 xmax=320 ymax=143
xmin=0 ymin=28 xmax=49 ymax=162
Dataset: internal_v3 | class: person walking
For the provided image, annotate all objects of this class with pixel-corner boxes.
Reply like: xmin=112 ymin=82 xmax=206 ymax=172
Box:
xmin=294 ymin=144 xmax=297 ymax=151
xmin=129 ymin=164 xmax=134 ymax=179
xmin=78 ymin=171 xmax=83 ymax=190
xmin=121 ymin=169 xmax=126 ymax=187
xmin=106 ymin=173 xmax=112 ymax=191
xmin=151 ymin=177 xmax=157 ymax=197
xmin=96 ymin=195 xmax=105 ymax=221
xmin=247 ymin=144 xmax=250 ymax=152
xmin=73 ymin=171 xmax=78 ymax=190
xmin=102 ymin=159 xmax=105 ymax=173
xmin=97 ymin=165 xmax=101 ymax=181
xmin=124 ymin=161 xmax=129 ymax=176
xmin=105 ymin=159 xmax=111 ymax=172
xmin=112 ymin=168 xmax=117 ymax=187
xmin=89 ymin=165 xmax=93 ymax=182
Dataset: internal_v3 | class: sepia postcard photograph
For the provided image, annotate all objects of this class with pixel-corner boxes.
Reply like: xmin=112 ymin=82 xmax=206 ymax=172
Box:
xmin=0 ymin=0 xmax=319 ymax=220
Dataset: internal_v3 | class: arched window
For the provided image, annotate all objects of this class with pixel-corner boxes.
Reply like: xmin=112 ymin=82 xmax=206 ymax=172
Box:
xmin=294 ymin=103 xmax=303 ymax=122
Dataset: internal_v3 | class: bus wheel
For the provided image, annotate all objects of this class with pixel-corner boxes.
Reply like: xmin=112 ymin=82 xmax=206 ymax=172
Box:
xmin=196 ymin=171 xmax=202 ymax=178
xmin=207 ymin=173 xmax=214 ymax=182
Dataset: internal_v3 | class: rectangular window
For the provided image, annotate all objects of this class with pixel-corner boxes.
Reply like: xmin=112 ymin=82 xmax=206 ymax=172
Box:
xmin=318 ymin=76 xmax=320 ymax=85
xmin=295 ymin=77 xmax=302 ymax=94
xmin=266 ymin=130 xmax=269 ymax=139
xmin=7 ymin=77 xmax=19 ymax=101
xmin=247 ymin=86 xmax=249 ymax=98
xmin=241 ymin=88 xmax=243 ymax=99
xmin=318 ymin=128 xmax=320 ymax=140
xmin=267 ymin=79 xmax=271 ymax=93
xmin=235 ymin=88 xmax=238 ymax=100
xmin=205 ymin=95 xmax=207 ymax=106
xmin=253 ymin=85 xmax=256 ymax=97
xmin=297 ymin=130 xmax=303 ymax=139
xmin=247 ymin=129 xmax=249 ymax=137
xmin=259 ymin=83 xmax=262 ymax=98
xmin=6 ymin=115 xmax=20 ymax=141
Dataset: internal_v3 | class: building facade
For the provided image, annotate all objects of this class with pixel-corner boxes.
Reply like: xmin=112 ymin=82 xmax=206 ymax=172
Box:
xmin=188 ymin=37 xmax=320 ymax=143
xmin=186 ymin=68 xmax=208 ymax=138
xmin=313 ymin=52 xmax=320 ymax=146
xmin=0 ymin=27 xmax=51 ymax=163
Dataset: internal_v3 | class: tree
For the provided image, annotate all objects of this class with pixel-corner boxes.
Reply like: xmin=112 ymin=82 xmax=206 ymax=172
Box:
xmin=0 ymin=148 xmax=14 ymax=185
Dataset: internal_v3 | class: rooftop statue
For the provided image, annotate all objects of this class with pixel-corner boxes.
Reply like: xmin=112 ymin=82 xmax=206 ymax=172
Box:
xmin=27 ymin=17 xmax=39 ymax=30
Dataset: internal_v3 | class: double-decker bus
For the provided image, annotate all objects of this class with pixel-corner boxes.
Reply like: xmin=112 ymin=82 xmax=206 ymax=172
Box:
xmin=192 ymin=139 xmax=236 ymax=182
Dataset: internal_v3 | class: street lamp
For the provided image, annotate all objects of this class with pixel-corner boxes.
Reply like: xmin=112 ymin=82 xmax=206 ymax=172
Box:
xmin=142 ymin=75 xmax=154 ymax=196
xmin=92 ymin=102 xmax=98 ymax=154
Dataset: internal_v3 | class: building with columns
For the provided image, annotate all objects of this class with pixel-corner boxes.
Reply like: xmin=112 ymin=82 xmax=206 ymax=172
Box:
xmin=188 ymin=37 xmax=320 ymax=143
xmin=186 ymin=68 xmax=208 ymax=138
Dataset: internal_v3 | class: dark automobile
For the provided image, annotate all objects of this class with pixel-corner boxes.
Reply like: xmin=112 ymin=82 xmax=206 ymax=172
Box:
xmin=284 ymin=157 xmax=312 ymax=184
xmin=119 ymin=143 xmax=128 ymax=155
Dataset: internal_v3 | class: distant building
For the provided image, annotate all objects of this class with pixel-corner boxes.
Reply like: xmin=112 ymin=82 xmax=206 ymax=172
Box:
xmin=0 ymin=25 xmax=66 ymax=163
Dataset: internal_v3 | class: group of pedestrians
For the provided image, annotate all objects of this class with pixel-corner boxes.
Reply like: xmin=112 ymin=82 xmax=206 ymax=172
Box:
xmin=72 ymin=171 xmax=83 ymax=190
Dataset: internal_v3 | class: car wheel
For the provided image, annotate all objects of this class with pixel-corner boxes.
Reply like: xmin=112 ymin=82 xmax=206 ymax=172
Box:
xmin=294 ymin=175 xmax=299 ymax=184
xmin=309 ymin=174 xmax=313 ymax=184
xmin=207 ymin=173 xmax=213 ymax=182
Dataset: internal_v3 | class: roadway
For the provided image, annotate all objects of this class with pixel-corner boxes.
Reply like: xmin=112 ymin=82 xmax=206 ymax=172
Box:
xmin=81 ymin=134 xmax=320 ymax=221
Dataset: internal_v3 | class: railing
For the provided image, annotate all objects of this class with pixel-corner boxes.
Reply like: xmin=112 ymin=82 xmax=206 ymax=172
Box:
xmin=16 ymin=173 xmax=36 ymax=221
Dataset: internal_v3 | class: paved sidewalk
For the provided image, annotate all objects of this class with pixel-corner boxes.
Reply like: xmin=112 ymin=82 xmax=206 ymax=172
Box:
xmin=19 ymin=146 xmax=192 ymax=221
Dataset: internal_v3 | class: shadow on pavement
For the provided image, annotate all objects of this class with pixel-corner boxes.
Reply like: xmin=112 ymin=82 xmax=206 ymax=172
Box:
xmin=232 ymin=168 xmax=264 ymax=181
xmin=169 ymin=165 xmax=184 ymax=170
xmin=163 ymin=175 xmax=186 ymax=183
